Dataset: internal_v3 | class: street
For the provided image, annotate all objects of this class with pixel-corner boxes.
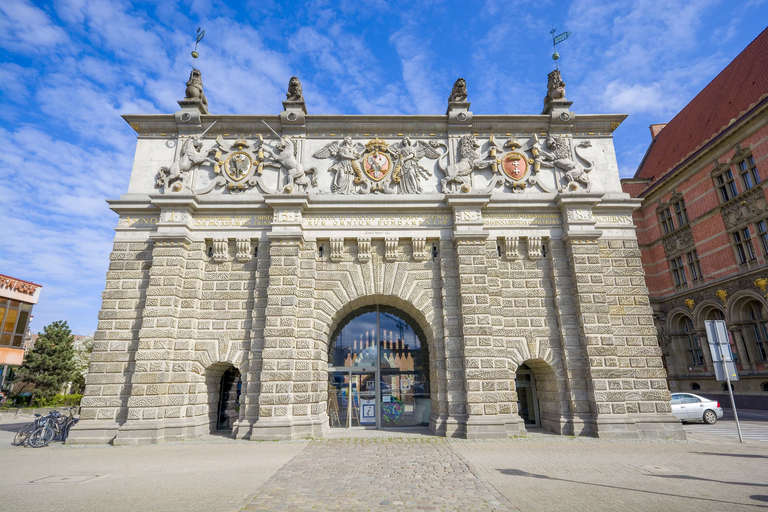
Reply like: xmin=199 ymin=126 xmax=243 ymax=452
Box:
xmin=1 ymin=415 xmax=767 ymax=512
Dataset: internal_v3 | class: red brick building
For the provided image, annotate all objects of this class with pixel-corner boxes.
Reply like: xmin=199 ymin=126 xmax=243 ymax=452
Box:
xmin=622 ymin=28 xmax=768 ymax=408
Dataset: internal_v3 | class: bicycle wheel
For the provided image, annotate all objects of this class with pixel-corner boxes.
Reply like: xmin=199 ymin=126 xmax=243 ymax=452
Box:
xmin=12 ymin=423 xmax=36 ymax=446
xmin=28 ymin=426 xmax=55 ymax=448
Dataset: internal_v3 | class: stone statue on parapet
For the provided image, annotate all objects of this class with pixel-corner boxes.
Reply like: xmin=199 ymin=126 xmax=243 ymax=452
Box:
xmin=544 ymin=69 xmax=566 ymax=107
xmin=183 ymin=68 xmax=209 ymax=114
xmin=286 ymin=76 xmax=304 ymax=102
xmin=448 ymin=78 xmax=468 ymax=103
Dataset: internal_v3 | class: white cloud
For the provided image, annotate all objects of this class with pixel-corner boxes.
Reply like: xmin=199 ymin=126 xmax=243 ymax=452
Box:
xmin=0 ymin=0 xmax=69 ymax=53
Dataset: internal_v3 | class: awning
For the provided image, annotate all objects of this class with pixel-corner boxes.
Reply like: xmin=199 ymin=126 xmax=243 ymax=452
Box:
xmin=0 ymin=347 xmax=25 ymax=366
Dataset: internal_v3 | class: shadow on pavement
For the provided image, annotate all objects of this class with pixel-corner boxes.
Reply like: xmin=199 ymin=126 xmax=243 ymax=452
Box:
xmin=497 ymin=468 xmax=768 ymax=508
xmin=647 ymin=473 xmax=768 ymax=487
xmin=695 ymin=451 xmax=768 ymax=459
xmin=0 ymin=423 xmax=26 ymax=433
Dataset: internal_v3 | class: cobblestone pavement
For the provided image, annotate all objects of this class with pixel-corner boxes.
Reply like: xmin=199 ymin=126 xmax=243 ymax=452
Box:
xmin=3 ymin=418 xmax=768 ymax=512
xmin=242 ymin=438 xmax=514 ymax=512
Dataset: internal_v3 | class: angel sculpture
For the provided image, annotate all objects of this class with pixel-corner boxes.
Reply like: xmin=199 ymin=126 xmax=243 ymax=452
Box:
xmin=390 ymin=137 xmax=442 ymax=194
xmin=313 ymin=137 xmax=366 ymax=194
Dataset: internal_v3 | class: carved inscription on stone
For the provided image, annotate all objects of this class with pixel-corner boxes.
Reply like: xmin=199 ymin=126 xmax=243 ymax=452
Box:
xmin=303 ymin=214 xmax=451 ymax=228
xmin=193 ymin=215 xmax=272 ymax=227
xmin=118 ymin=216 xmax=160 ymax=227
xmin=593 ymin=214 xmax=633 ymax=225
xmin=483 ymin=213 xmax=561 ymax=226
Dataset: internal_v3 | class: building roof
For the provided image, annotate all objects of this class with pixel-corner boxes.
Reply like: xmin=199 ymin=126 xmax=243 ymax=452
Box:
xmin=633 ymin=27 xmax=768 ymax=189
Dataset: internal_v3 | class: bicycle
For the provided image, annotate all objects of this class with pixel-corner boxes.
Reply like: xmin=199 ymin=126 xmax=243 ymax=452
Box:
xmin=26 ymin=408 xmax=79 ymax=448
xmin=11 ymin=413 xmax=48 ymax=446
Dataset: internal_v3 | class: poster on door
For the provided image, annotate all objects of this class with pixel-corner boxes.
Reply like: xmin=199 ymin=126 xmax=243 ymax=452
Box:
xmin=360 ymin=399 xmax=376 ymax=425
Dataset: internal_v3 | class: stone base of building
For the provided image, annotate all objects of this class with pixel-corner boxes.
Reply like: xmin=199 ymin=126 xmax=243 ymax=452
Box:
xmin=66 ymin=420 xmax=121 ymax=445
xmin=464 ymin=414 xmax=525 ymax=439
xmin=430 ymin=414 xmax=467 ymax=438
xmin=590 ymin=413 xmax=686 ymax=440
xmin=245 ymin=414 xmax=329 ymax=441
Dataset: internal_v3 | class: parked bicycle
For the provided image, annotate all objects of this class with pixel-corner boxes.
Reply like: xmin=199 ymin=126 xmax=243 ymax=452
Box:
xmin=12 ymin=408 xmax=79 ymax=448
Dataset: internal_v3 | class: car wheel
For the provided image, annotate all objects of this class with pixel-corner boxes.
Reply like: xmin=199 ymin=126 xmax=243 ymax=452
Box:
xmin=703 ymin=409 xmax=717 ymax=425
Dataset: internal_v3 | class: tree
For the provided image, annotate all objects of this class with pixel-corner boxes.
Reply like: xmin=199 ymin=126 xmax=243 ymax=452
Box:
xmin=71 ymin=336 xmax=94 ymax=393
xmin=15 ymin=321 xmax=77 ymax=402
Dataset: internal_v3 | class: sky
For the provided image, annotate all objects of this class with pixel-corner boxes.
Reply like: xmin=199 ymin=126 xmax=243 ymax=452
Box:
xmin=1 ymin=0 xmax=767 ymax=336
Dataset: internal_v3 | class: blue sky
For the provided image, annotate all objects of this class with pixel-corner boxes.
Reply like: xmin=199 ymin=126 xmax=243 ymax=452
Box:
xmin=1 ymin=0 xmax=766 ymax=336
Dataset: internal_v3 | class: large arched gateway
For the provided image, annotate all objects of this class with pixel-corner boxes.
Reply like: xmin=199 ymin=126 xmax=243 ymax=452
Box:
xmin=328 ymin=306 xmax=430 ymax=430
xmin=68 ymin=71 xmax=685 ymax=444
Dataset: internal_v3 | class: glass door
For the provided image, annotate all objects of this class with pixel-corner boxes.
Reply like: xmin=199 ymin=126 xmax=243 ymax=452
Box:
xmin=328 ymin=369 xmax=378 ymax=428
xmin=328 ymin=305 xmax=430 ymax=430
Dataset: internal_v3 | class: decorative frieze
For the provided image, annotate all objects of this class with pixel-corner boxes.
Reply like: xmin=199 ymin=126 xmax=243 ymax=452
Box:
xmin=661 ymin=224 xmax=694 ymax=258
xmin=330 ymin=238 xmax=344 ymax=262
xmin=357 ymin=237 xmax=371 ymax=263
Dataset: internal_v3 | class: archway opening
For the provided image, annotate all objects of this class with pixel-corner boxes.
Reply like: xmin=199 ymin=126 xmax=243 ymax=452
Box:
xmin=204 ymin=363 xmax=241 ymax=434
xmin=515 ymin=359 xmax=561 ymax=433
xmin=327 ymin=305 xmax=430 ymax=430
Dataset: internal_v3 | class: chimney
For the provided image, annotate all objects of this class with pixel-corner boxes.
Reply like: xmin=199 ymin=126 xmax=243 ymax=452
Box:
xmin=649 ymin=124 xmax=667 ymax=139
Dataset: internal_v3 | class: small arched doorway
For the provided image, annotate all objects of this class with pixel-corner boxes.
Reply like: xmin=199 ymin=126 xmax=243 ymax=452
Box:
xmin=212 ymin=366 xmax=241 ymax=432
xmin=515 ymin=364 xmax=540 ymax=427
xmin=327 ymin=305 xmax=430 ymax=430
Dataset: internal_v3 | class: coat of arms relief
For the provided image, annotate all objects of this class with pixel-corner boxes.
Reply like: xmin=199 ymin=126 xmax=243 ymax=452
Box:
xmin=155 ymin=132 xmax=596 ymax=196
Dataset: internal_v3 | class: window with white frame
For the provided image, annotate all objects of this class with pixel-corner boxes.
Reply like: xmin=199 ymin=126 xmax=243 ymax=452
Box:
xmin=658 ymin=207 xmax=675 ymax=235
xmin=737 ymin=155 xmax=760 ymax=190
xmin=686 ymin=250 xmax=703 ymax=282
xmin=733 ymin=227 xmax=757 ymax=264
xmin=748 ymin=302 xmax=768 ymax=361
xmin=672 ymin=197 xmax=689 ymax=227
xmin=757 ymin=220 xmax=768 ymax=255
xmin=715 ymin=169 xmax=738 ymax=202
xmin=670 ymin=256 xmax=687 ymax=286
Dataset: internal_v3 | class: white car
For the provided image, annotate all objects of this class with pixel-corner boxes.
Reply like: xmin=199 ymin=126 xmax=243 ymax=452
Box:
xmin=671 ymin=393 xmax=724 ymax=424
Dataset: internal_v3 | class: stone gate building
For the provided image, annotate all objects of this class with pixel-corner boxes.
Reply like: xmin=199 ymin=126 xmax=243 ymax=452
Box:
xmin=69 ymin=71 xmax=684 ymax=444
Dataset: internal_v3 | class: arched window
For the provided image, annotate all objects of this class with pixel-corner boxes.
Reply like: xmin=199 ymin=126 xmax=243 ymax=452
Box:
xmin=748 ymin=301 xmax=768 ymax=361
xmin=327 ymin=306 xmax=430 ymax=429
xmin=672 ymin=316 xmax=702 ymax=365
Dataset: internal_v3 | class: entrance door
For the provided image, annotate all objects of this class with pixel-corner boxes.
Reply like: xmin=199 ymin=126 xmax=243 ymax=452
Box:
xmin=515 ymin=364 xmax=540 ymax=427
xmin=328 ymin=305 xmax=430 ymax=430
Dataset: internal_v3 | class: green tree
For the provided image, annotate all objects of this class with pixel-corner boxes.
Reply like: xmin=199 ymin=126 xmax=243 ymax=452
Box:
xmin=71 ymin=336 xmax=94 ymax=393
xmin=15 ymin=321 xmax=77 ymax=402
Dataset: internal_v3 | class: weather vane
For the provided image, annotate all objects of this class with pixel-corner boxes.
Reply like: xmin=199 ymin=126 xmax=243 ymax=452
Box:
xmin=550 ymin=28 xmax=572 ymax=69
xmin=191 ymin=27 xmax=205 ymax=69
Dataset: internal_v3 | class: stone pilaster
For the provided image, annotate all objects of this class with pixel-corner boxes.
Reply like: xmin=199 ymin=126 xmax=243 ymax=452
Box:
xmin=448 ymin=196 xmax=518 ymax=438
xmin=434 ymin=240 xmax=467 ymax=436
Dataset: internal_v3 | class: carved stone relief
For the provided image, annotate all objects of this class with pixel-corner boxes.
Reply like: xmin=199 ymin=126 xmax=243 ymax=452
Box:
xmin=412 ymin=237 xmax=428 ymax=261
xmin=536 ymin=136 xmax=595 ymax=192
xmin=439 ymin=135 xmax=494 ymax=194
xmin=263 ymin=136 xmax=317 ymax=194
xmin=196 ymin=137 xmax=275 ymax=195
xmin=385 ymin=238 xmax=399 ymax=262
xmin=329 ymin=238 xmax=344 ymax=262
xmin=357 ymin=238 xmax=371 ymax=263
xmin=235 ymin=238 xmax=251 ymax=262
xmin=662 ymin=224 xmax=694 ymax=258
xmin=720 ymin=185 xmax=768 ymax=229
xmin=505 ymin=236 xmax=520 ymax=260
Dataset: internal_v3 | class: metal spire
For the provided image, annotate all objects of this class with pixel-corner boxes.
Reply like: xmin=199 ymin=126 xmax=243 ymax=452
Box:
xmin=191 ymin=27 xmax=205 ymax=69
xmin=550 ymin=28 xmax=572 ymax=69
